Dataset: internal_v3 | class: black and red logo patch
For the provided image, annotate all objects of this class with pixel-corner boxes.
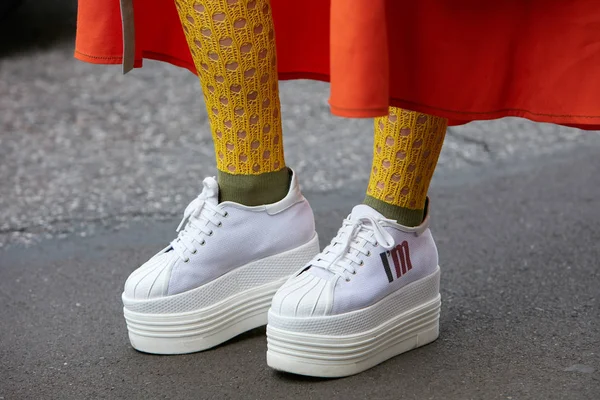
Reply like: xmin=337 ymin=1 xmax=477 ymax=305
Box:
xmin=380 ymin=241 xmax=412 ymax=282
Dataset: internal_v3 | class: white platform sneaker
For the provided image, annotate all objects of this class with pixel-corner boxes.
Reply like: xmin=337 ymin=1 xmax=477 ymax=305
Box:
xmin=267 ymin=202 xmax=440 ymax=377
xmin=122 ymin=170 xmax=319 ymax=354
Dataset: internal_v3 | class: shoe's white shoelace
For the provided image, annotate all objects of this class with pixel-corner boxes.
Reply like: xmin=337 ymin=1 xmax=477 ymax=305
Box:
xmin=311 ymin=215 xmax=396 ymax=281
xmin=171 ymin=179 xmax=226 ymax=262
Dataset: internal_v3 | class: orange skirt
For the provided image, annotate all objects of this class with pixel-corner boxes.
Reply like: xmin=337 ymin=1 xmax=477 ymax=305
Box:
xmin=75 ymin=0 xmax=600 ymax=129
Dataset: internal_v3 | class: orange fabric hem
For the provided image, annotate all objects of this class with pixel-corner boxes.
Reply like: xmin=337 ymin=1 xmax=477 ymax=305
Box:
xmin=74 ymin=50 xmax=123 ymax=64
xmin=74 ymin=50 xmax=600 ymax=129
xmin=390 ymin=99 xmax=600 ymax=129
xmin=329 ymin=104 xmax=390 ymax=119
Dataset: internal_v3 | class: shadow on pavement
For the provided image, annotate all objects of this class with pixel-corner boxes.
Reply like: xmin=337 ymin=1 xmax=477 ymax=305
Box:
xmin=273 ymin=371 xmax=333 ymax=383
xmin=214 ymin=326 xmax=267 ymax=349
xmin=0 ymin=0 xmax=77 ymax=57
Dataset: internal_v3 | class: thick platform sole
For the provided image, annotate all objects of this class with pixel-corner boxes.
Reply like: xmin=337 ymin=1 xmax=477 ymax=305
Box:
xmin=122 ymin=233 xmax=319 ymax=355
xmin=266 ymin=267 xmax=441 ymax=377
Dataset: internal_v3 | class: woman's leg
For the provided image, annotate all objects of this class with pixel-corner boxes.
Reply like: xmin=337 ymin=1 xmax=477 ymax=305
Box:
xmin=121 ymin=0 xmax=320 ymax=355
xmin=366 ymin=107 xmax=447 ymax=226
xmin=267 ymin=108 xmax=447 ymax=377
xmin=175 ymin=0 xmax=287 ymax=205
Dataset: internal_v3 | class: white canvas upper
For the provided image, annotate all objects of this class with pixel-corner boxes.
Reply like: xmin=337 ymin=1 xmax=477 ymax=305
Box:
xmin=270 ymin=204 xmax=438 ymax=318
xmin=123 ymin=170 xmax=316 ymax=301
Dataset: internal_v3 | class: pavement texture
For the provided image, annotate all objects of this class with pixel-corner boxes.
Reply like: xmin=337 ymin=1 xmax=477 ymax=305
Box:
xmin=2 ymin=144 xmax=600 ymax=400
xmin=1 ymin=1 xmax=600 ymax=399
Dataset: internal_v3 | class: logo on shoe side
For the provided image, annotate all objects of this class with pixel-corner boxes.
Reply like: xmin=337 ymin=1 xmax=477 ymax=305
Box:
xmin=379 ymin=241 xmax=412 ymax=282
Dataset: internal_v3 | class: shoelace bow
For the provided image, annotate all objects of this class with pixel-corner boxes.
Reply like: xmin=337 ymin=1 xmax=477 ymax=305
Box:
xmin=171 ymin=179 xmax=227 ymax=262
xmin=311 ymin=215 xmax=396 ymax=281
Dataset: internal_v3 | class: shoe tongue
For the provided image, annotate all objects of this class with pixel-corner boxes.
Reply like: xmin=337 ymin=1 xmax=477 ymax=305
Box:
xmin=350 ymin=204 xmax=385 ymax=220
xmin=305 ymin=205 xmax=385 ymax=282
xmin=201 ymin=177 xmax=219 ymax=206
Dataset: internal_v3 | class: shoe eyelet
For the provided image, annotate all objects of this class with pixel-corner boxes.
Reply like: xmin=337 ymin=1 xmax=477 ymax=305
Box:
xmin=352 ymin=270 xmax=357 ymax=275
xmin=208 ymin=231 xmax=213 ymax=236
xmin=366 ymin=251 xmax=371 ymax=257
xmin=223 ymin=211 xmax=229 ymax=218
xmin=191 ymin=249 xmax=197 ymax=254
xmin=345 ymin=278 xmax=351 ymax=282
xmin=374 ymin=242 xmax=378 ymax=247
xmin=200 ymin=240 xmax=206 ymax=246
xmin=359 ymin=260 xmax=364 ymax=266
xmin=217 ymin=222 xmax=222 ymax=227
xmin=184 ymin=258 xmax=190 ymax=263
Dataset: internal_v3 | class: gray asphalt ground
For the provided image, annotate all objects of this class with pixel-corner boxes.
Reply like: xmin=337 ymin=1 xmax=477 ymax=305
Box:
xmin=1 ymin=1 xmax=599 ymax=399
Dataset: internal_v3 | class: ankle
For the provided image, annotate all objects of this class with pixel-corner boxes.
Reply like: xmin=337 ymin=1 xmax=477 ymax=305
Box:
xmin=363 ymin=195 xmax=424 ymax=227
xmin=218 ymin=168 xmax=290 ymax=206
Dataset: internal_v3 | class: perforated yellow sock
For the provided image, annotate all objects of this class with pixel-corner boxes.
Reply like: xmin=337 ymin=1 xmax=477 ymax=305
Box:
xmin=365 ymin=107 xmax=447 ymax=226
xmin=175 ymin=0 xmax=287 ymax=205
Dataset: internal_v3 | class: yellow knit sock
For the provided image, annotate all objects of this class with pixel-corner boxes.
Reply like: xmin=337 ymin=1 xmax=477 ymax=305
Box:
xmin=365 ymin=107 xmax=447 ymax=226
xmin=175 ymin=0 xmax=287 ymax=205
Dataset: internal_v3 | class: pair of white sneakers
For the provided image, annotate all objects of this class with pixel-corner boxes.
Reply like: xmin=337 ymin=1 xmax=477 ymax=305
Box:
xmin=122 ymin=170 xmax=441 ymax=378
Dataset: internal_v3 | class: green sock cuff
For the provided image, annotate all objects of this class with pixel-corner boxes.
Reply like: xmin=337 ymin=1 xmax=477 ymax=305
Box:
xmin=218 ymin=168 xmax=290 ymax=206
xmin=363 ymin=195 xmax=425 ymax=227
